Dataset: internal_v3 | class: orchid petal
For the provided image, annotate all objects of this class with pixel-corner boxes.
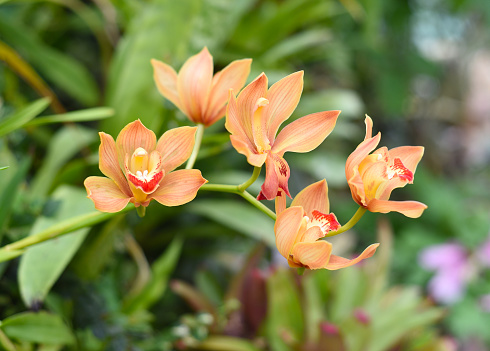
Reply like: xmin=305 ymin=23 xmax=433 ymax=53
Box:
xmin=325 ymin=243 xmax=379 ymax=270
xmin=227 ymin=73 xmax=268 ymax=146
xmin=258 ymin=153 xmax=290 ymax=200
xmin=302 ymin=226 xmax=325 ymax=242
xmin=85 ymin=176 xmax=131 ymax=212
xmin=226 ymin=92 xmax=256 ymax=154
xmin=291 ymin=240 xmax=333 ymax=270
xmin=275 ymin=190 xmax=287 ymax=215
xmin=177 ymin=47 xmax=213 ymax=123
xmin=274 ymin=206 xmax=304 ymax=258
xmin=264 ymin=71 xmax=304 ymax=141
xmin=388 ymin=146 xmax=424 ymax=173
xmin=156 ymin=126 xmax=197 ymax=172
xmin=205 ymin=58 xmax=252 ymax=125
xmin=359 ymin=161 xmax=388 ymax=201
xmin=291 ymin=179 xmax=329 ymax=216
xmin=367 ymin=199 xmax=427 ymax=218
xmin=229 ymin=135 xmax=267 ymax=167
xmin=345 ymin=132 xmax=381 ymax=181
xmin=115 ymin=120 xmax=156 ymax=171
xmin=151 ymin=59 xmax=182 ymax=111
xmin=150 ymin=169 xmax=207 ymax=206
xmin=364 ymin=115 xmax=373 ymax=139
xmin=272 ymin=110 xmax=340 ymax=156
xmin=98 ymin=132 xmax=131 ymax=197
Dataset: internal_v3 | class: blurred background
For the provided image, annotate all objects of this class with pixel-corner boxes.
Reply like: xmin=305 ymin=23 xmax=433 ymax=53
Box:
xmin=0 ymin=0 xmax=489 ymax=350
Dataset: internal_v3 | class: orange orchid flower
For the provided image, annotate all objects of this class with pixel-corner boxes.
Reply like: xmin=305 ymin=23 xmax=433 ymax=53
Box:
xmin=84 ymin=120 xmax=207 ymax=212
xmin=345 ymin=116 xmax=427 ymax=218
xmin=151 ymin=47 xmax=252 ymax=127
xmin=225 ymin=71 xmax=340 ymax=200
xmin=274 ymin=180 xmax=379 ymax=270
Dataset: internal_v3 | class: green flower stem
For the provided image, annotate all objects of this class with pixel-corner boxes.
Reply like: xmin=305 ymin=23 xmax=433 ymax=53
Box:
xmin=324 ymin=206 xmax=367 ymax=238
xmin=239 ymin=190 xmax=276 ymax=220
xmin=0 ymin=330 xmax=16 ymax=351
xmin=185 ymin=123 xmax=205 ymax=169
xmin=200 ymin=178 xmax=276 ymax=221
xmin=136 ymin=206 xmax=146 ymax=218
xmin=237 ymin=166 xmax=261 ymax=192
xmin=2 ymin=204 xmax=135 ymax=252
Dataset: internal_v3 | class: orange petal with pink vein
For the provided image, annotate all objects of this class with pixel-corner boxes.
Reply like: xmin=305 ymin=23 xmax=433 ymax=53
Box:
xmin=272 ymin=110 xmax=340 ymax=156
xmin=115 ymin=120 xmax=156 ymax=170
xmin=150 ymin=169 xmax=207 ymax=206
xmin=264 ymin=71 xmax=304 ymax=141
xmin=156 ymin=126 xmax=197 ymax=172
xmin=98 ymin=132 xmax=131 ymax=197
xmin=151 ymin=59 xmax=182 ymax=112
xmin=292 ymin=240 xmax=333 ymax=270
xmin=177 ymin=47 xmax=213 ymax=123
xmin=291 ymin=179 xmax=330 ymax=217
xmin=325 ymin=243 xmax=379 ymax=270
xmin=205 ymin=58 xmax=252 ymax=125
xmin=274 ymin=206 xmax=304 ymax=258
xmin=85 ymin=176 xmax=131 ymax=212
xmin=367 ymin=199 xmax=427 ymax=218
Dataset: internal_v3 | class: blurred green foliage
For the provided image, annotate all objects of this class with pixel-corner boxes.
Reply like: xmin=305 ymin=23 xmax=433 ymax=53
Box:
xmin=1 ymin=0 xmax=489 ymax=350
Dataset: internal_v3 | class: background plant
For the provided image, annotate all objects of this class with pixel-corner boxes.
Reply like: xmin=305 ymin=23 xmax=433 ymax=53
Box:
xmin=0 ymin=0 xmax=489 ymax=350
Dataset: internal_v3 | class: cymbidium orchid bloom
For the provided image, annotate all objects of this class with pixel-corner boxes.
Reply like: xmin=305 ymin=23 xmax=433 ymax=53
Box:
xmin=225 ymin=71 xmax=340 ymax=200
xmin=345 ymin=116 xmax=427 ymax=218
xmin=274 ymin=180 xmax=379 ymax=270
xmin=84 ymin=120 xmax=207 ymax=212
xmin=151 ymin=47 xmax=252 ymax=127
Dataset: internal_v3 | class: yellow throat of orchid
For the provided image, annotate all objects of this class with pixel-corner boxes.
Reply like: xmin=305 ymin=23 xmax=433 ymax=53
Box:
xmin=125 ymin=147 xmax=164 ymax=203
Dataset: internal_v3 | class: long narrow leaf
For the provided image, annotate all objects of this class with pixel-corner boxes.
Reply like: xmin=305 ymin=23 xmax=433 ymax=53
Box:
xmin=0 ymin=16 xmax=98 ymax=106
xmin=25 ymin=107 xmax=114 ymax=127
xmin=0 ymin=98 xmax=50 ymax=137
xmin=0 ymin=40 xmax=64 ymax=113
xmin=0 ymin=157 xmax=30 ymax=242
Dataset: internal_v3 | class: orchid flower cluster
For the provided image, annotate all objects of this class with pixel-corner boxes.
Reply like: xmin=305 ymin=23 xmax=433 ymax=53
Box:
xmin=85 ymin=48 xmax=428 ymax=272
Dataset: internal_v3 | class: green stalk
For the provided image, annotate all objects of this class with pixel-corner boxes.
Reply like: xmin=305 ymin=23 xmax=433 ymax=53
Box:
xmin=0 ymin=330 xmax=16 ymax=351
xmin=238 ymin=190 xmax=276 ymax=220
xmin=185 ymin=123 xmax=205 ymax=169
xmin=2 ymin=205 xmax=134 ymax=252
xmin=199 ymin=168 xmax=276 ymax=221
xmin=324 ymin=206 xmax=367 ymax=238
xmin=136 ymin=206 xmax=146 ymax=218
xmin=237 ymin=166 xmax=261 ymax=192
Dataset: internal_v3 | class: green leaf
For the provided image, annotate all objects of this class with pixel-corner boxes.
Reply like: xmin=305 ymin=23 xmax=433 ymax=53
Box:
xmin=18 ymin=186 xmax=96 ymax=307
xmin=0 ymin=157 xmax=30 ymax=242
xmin=0 ymin=166 xmax=8 ymax=170
xmin=0 ymin=311 xmax=74 ymax=345
xmin=265 ymin=269 xmax=304 ymax=351
xmin=0 ymin=98 xmax=50 ymax=137
xmin=30 ymin=125 xmax=95 ymax=200
xmin=104 ymin=0 xmax=200 ymax=135
xmin=188 ymin=200 xmax=275 ymax=247
xmin=0 ymin=16 xmax=98 ymax=106
xmin=123 ymin=236 xmax=183 ymax=314
xmin=198 ymin=336 xmax=262 ymax=351
xmin=25 ymin=107 xmax=114 ymax=127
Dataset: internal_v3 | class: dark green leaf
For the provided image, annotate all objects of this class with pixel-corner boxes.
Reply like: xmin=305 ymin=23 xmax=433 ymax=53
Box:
xmin=0 ymin=16 xmax=98 ymax=106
